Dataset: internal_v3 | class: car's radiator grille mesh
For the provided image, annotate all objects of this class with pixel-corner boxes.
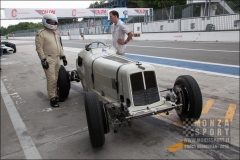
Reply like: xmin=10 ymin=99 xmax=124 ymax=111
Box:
xmin=103 ymin=56 xmax=130 ymax=64
xmin=130 ymin=71 xmax=160 ymax=106
xmin=146 ymin=87 xmax=160 ymax=104
xmin=132 ymin=87 xmax=160 ymax=106
xmin=132 ymin=90 xmax=147 ymax=106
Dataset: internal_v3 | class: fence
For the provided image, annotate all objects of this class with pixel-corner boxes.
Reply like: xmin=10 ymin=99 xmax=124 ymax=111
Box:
xmin=180 ymin=14 xmax=239 ymax=32
xmin=141 ymin=14 xmax=239 ymax=33
xmin=11 ymin=0 xmax=239 ymax=37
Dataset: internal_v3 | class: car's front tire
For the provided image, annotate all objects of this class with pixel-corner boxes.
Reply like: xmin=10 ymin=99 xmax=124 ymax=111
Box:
xmin=174 ymin=75 xmax=202 ymax=122
xmin=84 ymin=91 xmax=105 ymax=148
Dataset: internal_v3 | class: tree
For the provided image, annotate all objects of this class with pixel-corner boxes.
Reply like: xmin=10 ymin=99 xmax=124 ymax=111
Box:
xmin=132 ymin=0 xmax=186 ymax=8
xmin=132 ymin=0 xmax=186 ymax=17
xmin=226 ymin=0 xmax=240 ymax=13
xmin=99 ymin=0 xmax=107 ymax=5
xmin=0 ymin=22 xmax=43 ymax=36
xmin=0 ymin=26 xmax=7 ymax=36
xmin=89 ymin=1 xmax=100 ymax=8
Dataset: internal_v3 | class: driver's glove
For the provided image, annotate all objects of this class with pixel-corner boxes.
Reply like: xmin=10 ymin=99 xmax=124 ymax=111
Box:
xmin=60 ymin=56 xmax=67 ymax=66
xmin=41 ymin=58 xmax=49 ymax=69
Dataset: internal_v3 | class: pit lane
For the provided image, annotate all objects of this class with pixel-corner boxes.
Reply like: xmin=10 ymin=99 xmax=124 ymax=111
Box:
xmin=1 ymin=39 xmax=239 ymax=159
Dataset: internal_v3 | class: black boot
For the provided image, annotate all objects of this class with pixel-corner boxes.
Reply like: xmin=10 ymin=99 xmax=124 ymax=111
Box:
xmin=56 ymin=97 xmax=65 ymax=102
xmin=50 ymin=98 xmax=59 ymax=107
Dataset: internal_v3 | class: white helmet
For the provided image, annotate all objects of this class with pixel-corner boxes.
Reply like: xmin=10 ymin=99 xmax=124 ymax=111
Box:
xmin=42 ymin=13 xmax=58 ymax=30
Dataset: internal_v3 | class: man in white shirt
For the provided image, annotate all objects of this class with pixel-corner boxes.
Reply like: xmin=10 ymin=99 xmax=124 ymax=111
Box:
xmin=109 ymin=10 xmax=133 ymax=55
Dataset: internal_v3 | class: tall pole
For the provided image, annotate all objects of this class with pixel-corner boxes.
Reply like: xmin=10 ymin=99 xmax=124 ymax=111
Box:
xmin=204 ymin=0 xmax=207 ymax=16
xmin=93 ymin=0 xmax=96 ymax=34
xmin=223 ymin=0 xmax=225 ymax=14
xmin=208 ymin=0 xmax=211 ymax=17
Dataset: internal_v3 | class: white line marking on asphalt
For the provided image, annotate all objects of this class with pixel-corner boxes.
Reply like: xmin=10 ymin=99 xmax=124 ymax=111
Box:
xmin=62 ymin=42 xmax=239 ymax=53
xmin=61 ymin=47 xmax=239 ymax=78
xmin=148 ymin=63 xmax=239 ymax=79
xmin=126 ymin=53 xmax=240 ymax=68
xmin=62 ymin=46 xmax=239 ymax=68
xmin=1 ymin=80 xmax=42 ymax=159
xmin=29 ymin=45 xmax=239 ymax=78
xmin=126 ymin=44 xmax=239 ymax=53
xmin=62 ymin=46 xmax=238 ymax=67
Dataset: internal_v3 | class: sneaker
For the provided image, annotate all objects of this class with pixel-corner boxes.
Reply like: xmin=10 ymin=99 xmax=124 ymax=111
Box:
xmin=50 ymin=98 xmax=59 ymax=107
xmin=56 ymin=97 xmax=65 ymax=102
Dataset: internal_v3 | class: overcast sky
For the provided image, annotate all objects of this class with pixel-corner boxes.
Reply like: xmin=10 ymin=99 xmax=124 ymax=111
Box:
xmin=0 ymin=1 xmax=95 ymax=28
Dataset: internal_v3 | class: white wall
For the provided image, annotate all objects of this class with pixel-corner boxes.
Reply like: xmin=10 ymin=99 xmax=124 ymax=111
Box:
xmin=142 ymin=14 xmax=239 ymax=32
xmin=4 ymin=31 xmax=239 ymax=42
xmin=67 ymin=31 xmax=240 ymax=42
xmin=134 ymin=23 xmax=142 ymax=34
xmin=142 ymin=20 xmax=179 ymax=32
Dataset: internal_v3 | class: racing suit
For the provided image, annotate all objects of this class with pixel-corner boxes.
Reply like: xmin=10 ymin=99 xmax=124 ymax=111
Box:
xmin=35 ymin=27 xmax=65 ymax=99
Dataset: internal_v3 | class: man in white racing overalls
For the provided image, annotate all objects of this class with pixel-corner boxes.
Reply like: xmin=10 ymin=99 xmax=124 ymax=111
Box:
xmin=35 ymin=13 xmax=67 ymax=107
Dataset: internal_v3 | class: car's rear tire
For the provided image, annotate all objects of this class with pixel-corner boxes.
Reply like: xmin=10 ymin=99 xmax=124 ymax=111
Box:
xmin=174 ymin=75 xmax=202 ymax=122
xmin=84 ymin=91 xmax=105 ymax=148
xmin=57 ymin=65 xmax=70 ymax=99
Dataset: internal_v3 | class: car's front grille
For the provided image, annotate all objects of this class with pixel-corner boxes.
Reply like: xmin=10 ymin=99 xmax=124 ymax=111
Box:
xmin=132 ymin=87 xmax=160 ymax=106
xmin=146 ymin=87 xmax=160 ymax=104
xmin=132 ymin=90 xmax=147 ymax=106
xmin=130 ymin=71 xmax=160 ymax=106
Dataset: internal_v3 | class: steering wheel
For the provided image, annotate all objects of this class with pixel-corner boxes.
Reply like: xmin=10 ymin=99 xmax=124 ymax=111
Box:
xmin=85 ymin=41 xmax=107 ymax=51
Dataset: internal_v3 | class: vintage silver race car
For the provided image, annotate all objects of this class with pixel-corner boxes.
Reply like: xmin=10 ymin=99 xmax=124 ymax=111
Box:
xmin=57 ymin=40 xmax=202 ymax=148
